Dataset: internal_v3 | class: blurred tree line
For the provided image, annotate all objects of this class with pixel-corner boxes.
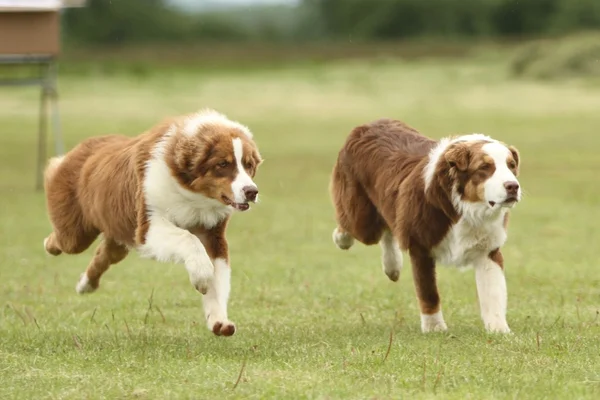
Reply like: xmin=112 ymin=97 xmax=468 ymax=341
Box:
xmin=63 ymin=0 xmax=600 ymax=45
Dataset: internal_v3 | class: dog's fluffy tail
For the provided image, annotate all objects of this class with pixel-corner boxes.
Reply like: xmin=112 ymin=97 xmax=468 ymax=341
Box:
xmin=44 ymin=156 xmax=65 ymax=191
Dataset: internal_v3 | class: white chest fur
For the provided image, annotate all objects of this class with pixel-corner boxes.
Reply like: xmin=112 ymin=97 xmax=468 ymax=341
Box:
xmin=143 ymin=156 xmax=232 ymax=230
xmin=432 ymin=210 xmax=508 ymax=268
xmin=161 ymin=190 xmax=232 ymax=230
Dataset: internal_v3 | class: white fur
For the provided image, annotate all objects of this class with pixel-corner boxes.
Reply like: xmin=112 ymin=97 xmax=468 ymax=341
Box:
xmin=481 ymin=142 xmax=521 ymax=206
xmin=144 ymin=135 xmax=232 ymax=230
xmin=332 ymin=227 xmax=354 ymax=250
xmin=475 ymin=257 xmax=510 ymax=333
xmin=203 ymin=258 xmax=234 ymax=332
xmin=420 ymin=310 xmax=448 ymax=333
xmin=183 ymin=109 xmax=252 ymax=139
xmin=380 ymin=230 xmax=402 ymax=282
xmin=140 ymin=215 xmax=214 ymax=294
xmin=423 ymin=133 xmax=495 ymax=191
xmin=429 ymin=138 xmax=519 ymax=268
xmin=231 ymin=138 xmax=258 ymax=204
xmin=47 ymin=155 xmax=65 ymax=172
xmin=139 ymin=125 xmax=239 ymax=294
xmin=43 ymin=237 xmax=50 ymax=255
xmin=75 ymin=274 xmax=95 ymax=294
xmin=387 ymin=133 xmax=516 ymax=333
xmin=433 ymin=204 xmax=508 ymax=267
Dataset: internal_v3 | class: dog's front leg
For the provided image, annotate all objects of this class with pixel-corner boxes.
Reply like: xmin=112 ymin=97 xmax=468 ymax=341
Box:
xmin=409 ymin=246 xmax=448 ymax=333
xmin=202 ymin=257 xmax=235 ymax=336
xmin=139 ymin=215 xmax=214 ymax=294
xmin=475 ymin=249 xmax=511 ymax=333
xmin=191 ymin=223 xmax=235 ymax=336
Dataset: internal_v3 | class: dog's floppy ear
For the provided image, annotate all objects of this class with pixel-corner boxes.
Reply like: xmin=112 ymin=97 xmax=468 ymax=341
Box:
xmin=169 ymin=132 xmax=211 ymax=184
xmin=444 ymin=142 xmax=470 ymax=172
xmin=508 ymin=145 xmax=520 ymax=176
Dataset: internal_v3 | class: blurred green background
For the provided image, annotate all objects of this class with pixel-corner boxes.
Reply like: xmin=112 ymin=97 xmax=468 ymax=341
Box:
xmin=56 ymin=0 xmax=600 ymax=80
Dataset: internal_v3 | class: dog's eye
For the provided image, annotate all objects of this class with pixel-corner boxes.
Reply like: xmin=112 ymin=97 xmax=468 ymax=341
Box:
xmin=508 ymin=161 xmax=517 ymax=169
xmin=244 ymin=162 xmax=253 ymax=170
xmin=479 ymin=163 xmax=492 ymax=171
xmin=217 ymin=161 xmax=229 ymax=168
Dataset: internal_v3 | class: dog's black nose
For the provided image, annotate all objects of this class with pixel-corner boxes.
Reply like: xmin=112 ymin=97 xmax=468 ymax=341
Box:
xmin=243 ymin=186 xmax=258 ymax=202
xmin=504 ymin=181 xmax=519 ymax=195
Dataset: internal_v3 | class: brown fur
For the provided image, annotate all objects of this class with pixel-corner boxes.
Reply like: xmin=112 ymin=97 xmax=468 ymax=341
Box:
xmin=330 ymin=119 xmax=518 ymax=321
xmin=44 ymin=131 xmax=161 ymax=253
xmin=489 ymin=248 xmax=504 ymax=270
xmin=43 ymin=112 xmax=261 ymax=295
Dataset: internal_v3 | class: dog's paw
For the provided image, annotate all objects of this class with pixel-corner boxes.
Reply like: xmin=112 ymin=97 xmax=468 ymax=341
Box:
xmin=421 ymin=311 xmax=448 ymax=333
xmin=186 ymin=257 xmax=214 ymax=295
xmin=385 ymin=268 xmax=400 ymax=282
xmin=333 ymin=227 xmax=354 ymax=250
xmin=382 ymin=254 xmax=402 ymax=282
xmin=422 ymin=321 xmax=448 ymax=333
xmin=75 ymin=273 xmax=98 ymax=294
xmin=485 ymin=320 xmax=511 ymax=334
xmin=209 ymin=319 xmax=236 ymax=337
xmin=44 ymin=236 xmax=62 ymax=256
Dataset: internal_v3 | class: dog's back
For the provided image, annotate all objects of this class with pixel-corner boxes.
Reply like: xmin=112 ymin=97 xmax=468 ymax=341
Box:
xmin=330 ymin=119 xmax=435 ymax=246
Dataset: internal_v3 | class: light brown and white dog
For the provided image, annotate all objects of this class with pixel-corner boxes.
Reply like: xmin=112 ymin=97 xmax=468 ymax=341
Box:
xmin=43 ymin=109 xmax=262 ymax=336
xmin=330 ymin=119 xmax=521 ymax=333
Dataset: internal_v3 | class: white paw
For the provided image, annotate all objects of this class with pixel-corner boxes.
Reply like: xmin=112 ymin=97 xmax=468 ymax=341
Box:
xmin=186 ymin=256 xmax=214 ymax=295
xmin=380 ymin=231 xmax=402 ymax=282
xmin=333 ymin=227 xmax=354 ymax=250
xmin=385 ymin=267 xmax=400 ymax=282
xmin=75 ymin=274 xmax=97 ymax=294
xmin=382 ymin=253 xmax=402 ymax=282
xmin=207 ymin=315 xmax=236 ymax=337
xmin=43 ymin=236 xmax=62 ymax=256
xmin=421 ymin=311 xmax=448 ymax=333
xmin=484 ymin=320 xmax=511 ymax=334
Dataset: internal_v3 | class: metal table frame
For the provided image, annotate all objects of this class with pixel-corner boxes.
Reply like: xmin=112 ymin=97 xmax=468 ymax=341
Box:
xmin=0 ymin=54 xmax=64 ymax=190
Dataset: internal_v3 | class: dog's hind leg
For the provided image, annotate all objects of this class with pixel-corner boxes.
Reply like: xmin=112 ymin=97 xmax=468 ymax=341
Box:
xmin=330 ymin=164 xmax=385 ymax=250
xmin=76 ymin=238 xmax=129 ymax=294
xmin=380 ymin=230 xmax=402 ymax=282
xmin=44 ymin=156 xmax=99 ymax=257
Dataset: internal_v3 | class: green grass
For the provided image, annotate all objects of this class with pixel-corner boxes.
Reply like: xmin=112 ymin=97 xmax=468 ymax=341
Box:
xmin=1 ymin=54 xmax=599 ymax=399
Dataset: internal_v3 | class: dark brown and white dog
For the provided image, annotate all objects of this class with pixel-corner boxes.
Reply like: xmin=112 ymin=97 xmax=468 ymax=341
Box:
xmin=43 ymin=109 xmax=262 ymax=336
xmin=330 ymin=119 xmax=521 ymax=333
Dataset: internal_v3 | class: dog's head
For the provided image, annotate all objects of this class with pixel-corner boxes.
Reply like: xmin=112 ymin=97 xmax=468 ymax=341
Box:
xmin=443 ymin=136 xmax=521 ymax=210
xmin=166 ymin=109 xmax=263 ymax=211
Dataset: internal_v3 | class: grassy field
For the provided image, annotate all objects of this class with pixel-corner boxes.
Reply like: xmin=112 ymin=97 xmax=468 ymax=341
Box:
xmin=1 ymin=51 xmax=599 ymax=399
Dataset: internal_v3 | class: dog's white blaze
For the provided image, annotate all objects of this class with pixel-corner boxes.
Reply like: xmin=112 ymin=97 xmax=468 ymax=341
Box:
xmin=475 ymin=257 xmax=510 ymax=333
xmin=482 ymin=142 xmax=520 ymax=206
xmin=420 ymin=310 xmax=448 ymax=333
xmin=231 ymin=138 xmax=257 ymax=204
xmin=423 ymin=133 xmax=494 ymax=191
xmin=202 ymin=257 xmax=233 ymax=330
